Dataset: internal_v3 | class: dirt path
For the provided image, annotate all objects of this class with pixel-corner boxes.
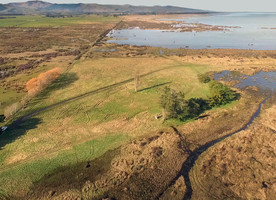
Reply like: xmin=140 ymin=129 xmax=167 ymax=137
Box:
xmin=158 ymin=95 xmax=271 ymax=200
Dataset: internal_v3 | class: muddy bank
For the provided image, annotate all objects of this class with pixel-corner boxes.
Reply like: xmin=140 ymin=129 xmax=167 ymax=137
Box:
xmin=116 ymin=14 xmax=239 ymax=32
xmin=116 ymin=20 xmax=237 ymax=32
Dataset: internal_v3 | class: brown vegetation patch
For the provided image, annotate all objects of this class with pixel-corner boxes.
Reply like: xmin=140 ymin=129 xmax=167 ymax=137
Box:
xmin=191 ymin=104 xmax=276 ymax=200
xmin=26 ymin=67 xmax=62 ymax=97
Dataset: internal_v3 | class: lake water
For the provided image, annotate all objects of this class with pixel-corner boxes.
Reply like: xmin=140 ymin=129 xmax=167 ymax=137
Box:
xmin=107 ymin=13 xmax=276 ymax=50
xmin=214 ymin=71 xmax=276 ymax=92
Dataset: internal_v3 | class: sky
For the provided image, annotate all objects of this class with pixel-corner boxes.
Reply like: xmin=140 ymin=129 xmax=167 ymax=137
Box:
xmin=1 ymin=0 xmax=276 ymax=12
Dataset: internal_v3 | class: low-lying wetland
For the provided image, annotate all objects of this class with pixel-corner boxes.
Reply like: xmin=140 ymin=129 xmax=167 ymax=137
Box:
xmin=0 ymin=14 xmax=276 ymax=200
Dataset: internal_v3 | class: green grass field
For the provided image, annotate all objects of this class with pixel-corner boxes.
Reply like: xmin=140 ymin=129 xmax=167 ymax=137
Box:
xmin=0 ymin=15 xmax=119 ymax=27
xmin=0 ymin=54 xmax=219 ymax=197
xmin=0 ymin=15 xmax=228 ymax=198
xmin=0 ymin=15 xmax=120 ymax=116
xmin=1 ymin=14 xmax=272 ymax=200
xmin=0 ymin=133 xmax=129 ymax=198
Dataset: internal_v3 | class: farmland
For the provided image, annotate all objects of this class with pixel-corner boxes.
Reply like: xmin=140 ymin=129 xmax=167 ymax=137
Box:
xmin=0 ymin=14 xmax=276 ymax=200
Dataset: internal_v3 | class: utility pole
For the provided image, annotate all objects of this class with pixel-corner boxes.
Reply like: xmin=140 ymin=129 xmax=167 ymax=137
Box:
xmin=134 ymin=70 xmax=140 ymax=92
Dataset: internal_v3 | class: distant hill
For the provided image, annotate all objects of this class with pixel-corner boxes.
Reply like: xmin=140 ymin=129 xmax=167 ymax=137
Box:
xmin=0 ymin=1 xmax=209 ymax=15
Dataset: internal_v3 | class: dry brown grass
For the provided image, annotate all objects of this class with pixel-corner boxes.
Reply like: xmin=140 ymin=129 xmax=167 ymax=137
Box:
xmin=27 ymin=129 xmax=189 ymax=200
xmin=190 ymin=103 xmax=276 ymax=200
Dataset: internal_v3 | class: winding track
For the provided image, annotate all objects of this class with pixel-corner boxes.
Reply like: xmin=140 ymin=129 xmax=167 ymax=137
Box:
xmin=158 ymin=95 xmax=271 ymax=200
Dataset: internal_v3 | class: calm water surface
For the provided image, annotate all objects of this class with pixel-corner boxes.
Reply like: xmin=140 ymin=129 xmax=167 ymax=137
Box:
xmin=214 ymin=71 xmax=276 ymax=91
xmin=107 ymin=13 xmax=276 ymax=50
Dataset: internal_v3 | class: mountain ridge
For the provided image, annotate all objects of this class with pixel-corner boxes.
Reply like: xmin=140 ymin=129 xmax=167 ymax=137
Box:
xmin=0 ymin=1 xmax=210 ymax=15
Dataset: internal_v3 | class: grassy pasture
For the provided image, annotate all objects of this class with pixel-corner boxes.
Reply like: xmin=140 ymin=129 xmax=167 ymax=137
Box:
xmin=0 ymin=15 xmax=120 ymax=115
xmin=0 ymin=15 xmax=118 ymax=27
xmin=0 ymin=133 xmax=129 ymax=198
xmin=21 ymin=57 xmax=212 ymax=114
xmin=0 ymin=54 xmax=215 ymax=197
xmin=1 ymin=14 xmax=267 ymax=199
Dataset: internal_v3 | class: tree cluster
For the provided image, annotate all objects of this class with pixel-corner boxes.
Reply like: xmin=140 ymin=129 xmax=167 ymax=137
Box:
xmin=160 ymin=79 xmax=237 ymax=121
xmin=160 ymin=87 xmax=208 ymax=121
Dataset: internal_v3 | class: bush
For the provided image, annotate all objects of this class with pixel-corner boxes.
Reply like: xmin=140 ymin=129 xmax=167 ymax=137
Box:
xmin=26 ymin=67 xmax=62 ymax=97
xmin=209 ymin=81 xmax=237 ymax=106
xmin=198 ymin=73 xmax=211 ymax=83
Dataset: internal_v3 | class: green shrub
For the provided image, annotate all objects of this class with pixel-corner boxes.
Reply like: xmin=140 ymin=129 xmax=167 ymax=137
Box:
xmin=209 ymin=80 xmax=237 ymax=106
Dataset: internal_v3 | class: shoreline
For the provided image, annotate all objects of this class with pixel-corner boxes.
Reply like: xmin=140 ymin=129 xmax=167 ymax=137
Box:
xmin=117 ymin=13 xmax=237 ymax=32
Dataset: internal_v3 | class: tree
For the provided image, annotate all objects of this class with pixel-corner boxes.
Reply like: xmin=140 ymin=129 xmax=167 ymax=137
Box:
xmin=160 ymin=87 xmax=187 ymax=120
xmin=21 ymin=95 xmax=31 ymax=107
xmin=26 ymin=77 xmax=41 ymax=97
xmin=209 ymin=80 xmax=236 ymax=106
xmin=187 ymin=98 xmax=208 ymax=118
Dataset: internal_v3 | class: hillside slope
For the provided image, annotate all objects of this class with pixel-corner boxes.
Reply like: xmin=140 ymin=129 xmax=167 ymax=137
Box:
xmin=0 ymin=1 xmax=208 ymax=15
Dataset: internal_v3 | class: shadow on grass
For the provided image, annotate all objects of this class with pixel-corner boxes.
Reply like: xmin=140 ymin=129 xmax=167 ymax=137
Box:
xmin=27 ymin=147 xmax=120 ymax=199
xmin=0 ymin=117 xmax=41 ymax=150
xmin=34 ymin=72 xmax=79 ymax=101
xmin=138 ymin=82 xmax=171 ymax=92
